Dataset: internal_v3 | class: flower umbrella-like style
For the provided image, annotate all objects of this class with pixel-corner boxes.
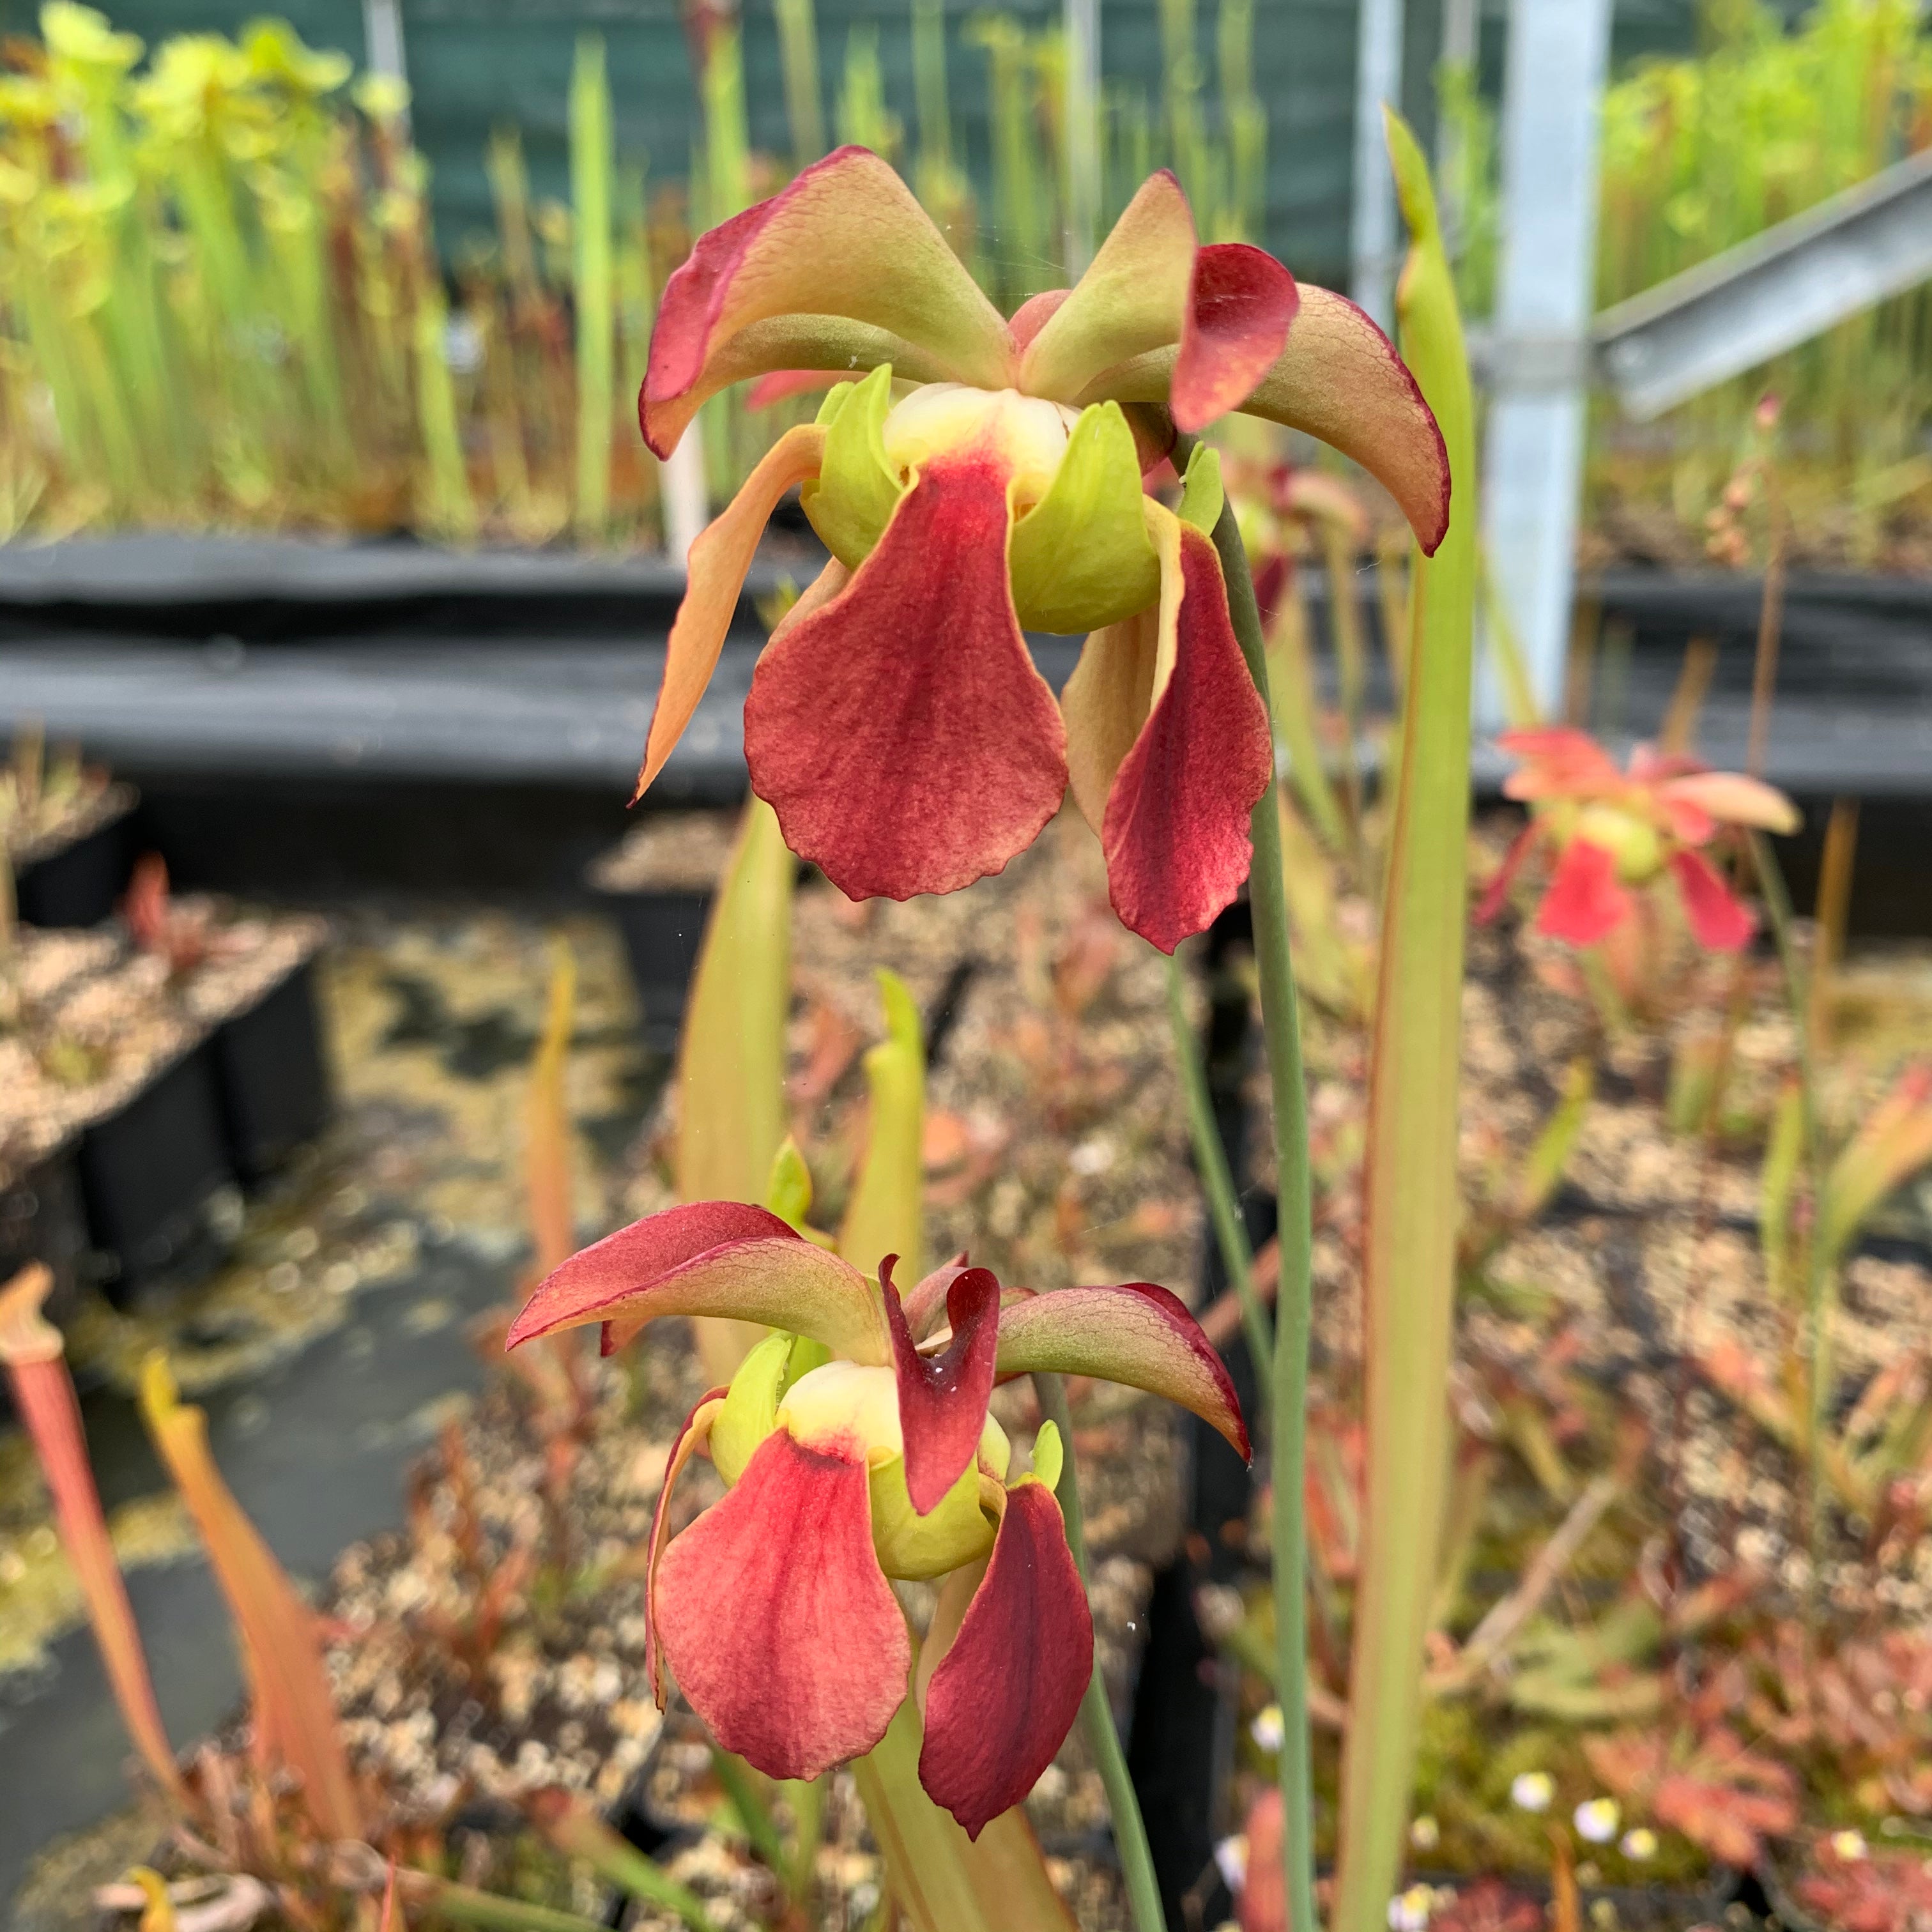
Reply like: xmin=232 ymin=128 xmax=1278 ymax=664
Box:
xmin=506 ymin=1201 xmax=1249 ymax=1837
xmin=636 ymin=144 xmax=1451 ymax=951
xmin=1479 ymin=726 xmax=1800 ymax=951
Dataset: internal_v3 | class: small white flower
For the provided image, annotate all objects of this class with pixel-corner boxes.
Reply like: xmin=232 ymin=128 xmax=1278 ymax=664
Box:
xmin=1386 ymin=1885 xmax=1434 ymax=1931
xmin=1250 ymin=1703 xmax=1285 ymax=1753
xmin=1830 ymin=1828 xmax=1869 ymax=1862
xmin=1214 ymin=1834 xmax=1248 ymax=1894
xmin=1409 ymin=1813 xmax=1441 ymax=1851
xmin=1574 ymin=1797 xmax=1620 ymax=1844
xmin=1620 ymin=1827 xmax=1658 ymax=1861
xmin=1511 ymin=1771 xmax=1554 ymax=1813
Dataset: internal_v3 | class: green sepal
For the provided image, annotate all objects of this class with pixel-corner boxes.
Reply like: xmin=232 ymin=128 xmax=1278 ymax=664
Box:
xmin=1009 ymin=400 xmax=1160 ymax=634
xmin=786 ymin=1332 xmax=832 ymax=1381
xmin=1178 ymin=441 xmax=1225 ymax=535
xmin=801 ymin=362 xmax=905 ymax=570
xmin=710 ymin=1331 xmax=793 ymax=1485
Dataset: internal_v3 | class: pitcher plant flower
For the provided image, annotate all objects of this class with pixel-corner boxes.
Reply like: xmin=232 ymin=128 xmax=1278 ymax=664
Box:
xmin=633 ymin=144 xmax=1450 ymax=951
xmin=1479 ymin=727 xmax=1799 ymax=952
xmin=505 ymin=1200 xmax=1248 ymax=1837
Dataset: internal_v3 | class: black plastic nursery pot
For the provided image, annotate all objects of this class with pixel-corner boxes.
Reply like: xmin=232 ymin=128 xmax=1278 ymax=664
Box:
xmin=76 ymin=1043 xmax=236 ymax=1299
xmin=13 ymin=793 xmax=136 ymax=930
xmin=0 ymin=1150 xmax=90 ymax=1319
xmin=592 ymin=882 xmax=714 ymax=1049
xmin=208 ymin=955 xmax=332 ymax=1187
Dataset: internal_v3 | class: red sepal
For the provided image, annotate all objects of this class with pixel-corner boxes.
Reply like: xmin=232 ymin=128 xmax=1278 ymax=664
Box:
xmin=654 ymin=1429 xmax=910 ymax=1781
xmin=743 ymin=448 xmax=1068 ymax=901
xmin=882 ymin=1259 xmax=1001 ymax=1515
xmin=918 ymin=1482 xmax=1093 ymax=1838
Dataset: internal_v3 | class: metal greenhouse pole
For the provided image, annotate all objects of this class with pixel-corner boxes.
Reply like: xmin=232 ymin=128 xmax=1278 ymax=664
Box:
xmin=1350 ymin=0 xmax=1406 ymax=330
xmin=1479 ymin=0 xmax=1614 ymax=724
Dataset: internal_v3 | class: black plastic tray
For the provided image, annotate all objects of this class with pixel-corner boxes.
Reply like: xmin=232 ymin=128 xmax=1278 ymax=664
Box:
xmin=15 ymin=802 xmax=135 ymax=928
xmin=208 ymin=956 xmax=331 ymax=1186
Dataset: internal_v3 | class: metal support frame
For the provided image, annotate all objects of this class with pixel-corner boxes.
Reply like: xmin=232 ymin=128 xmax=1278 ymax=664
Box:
xmin=1350 ymin=0 xmax=1406 ymax=331
xmin=1595 ymin=144 xmax=1932 ymax=420
xmin=362 ymin=0 xmax=410 ymax=96
xmin=1479 ymin=0 xmax=1613 ymax=726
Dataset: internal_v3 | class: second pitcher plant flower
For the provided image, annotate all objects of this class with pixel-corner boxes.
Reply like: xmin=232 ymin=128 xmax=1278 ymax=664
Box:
xmin=634 ymin=145 xmax=1451 ymax=951
xmin=506 ymin=1201 xmax=1249 ymax=1837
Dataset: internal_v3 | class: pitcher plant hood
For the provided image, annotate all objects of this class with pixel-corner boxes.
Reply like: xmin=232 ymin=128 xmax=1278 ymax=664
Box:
xmin=507 ymin=1208 xmax=1248 ymax=1837
xmin=632 ymin=146 xmax=1452 ymax=952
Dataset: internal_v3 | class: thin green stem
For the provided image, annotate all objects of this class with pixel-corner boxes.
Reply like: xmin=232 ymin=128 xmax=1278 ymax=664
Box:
xmin=408 ymin=1876 xmax=675 ymax=1932
xmin=1177 ymin=432 xmax=1319 ymax=1932
xmin=712 ymin=1747 xmax=793 ymax=1885
xmin=1748 ymin=829 xmax=1833 ymax=1618
xmin=1163 ymin=948 xmax=1274 ymax=1400
xmin=1034 ymin=1371 xmax=1166 ymax=1932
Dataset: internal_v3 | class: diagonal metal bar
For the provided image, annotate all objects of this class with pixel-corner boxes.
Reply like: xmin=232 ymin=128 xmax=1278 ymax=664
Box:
xmin=1595 ymin=144 xmax=1932 ymax=420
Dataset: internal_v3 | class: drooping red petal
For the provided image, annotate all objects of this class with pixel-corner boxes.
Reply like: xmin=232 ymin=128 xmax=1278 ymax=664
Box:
xmin=1475 ymin=822 xmax=1540 ymax=925
xmin=642 ymin=146 xmax=1011 ymax=456
xmin=1535 ymin=838 xmax=1634 ymax=947
xmin=1170 ymin=242 xmax=1299 ymax=432
xmin=655 ymin=1429 xmax=910 ymax=1780
xmin=742 ymin=448 xmax=1069 ymax=901
xmin=1670 ymin=847 xmax=1757 ymax=952
xmin=642 ymin=1387 xmax=728 ymax=1706
xmin=918 ymin=1482 xmax=1093 ymax=1838
xmin=636 ymin=424 xmax=824 ymax=798
xmin=1095 ymin=516 xmax=1272 ymax=951
xmin=992 ymin=1282 xmax=1250 ymax=1460
xmin=882 ymin=1259 xmax=1001 ymax=1515
xmin=899 ymin=1253 xmax=972 ymax=1340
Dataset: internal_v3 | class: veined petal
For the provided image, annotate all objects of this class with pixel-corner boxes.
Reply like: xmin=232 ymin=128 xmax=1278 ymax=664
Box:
xmin=506 ymin=1211 xmax=892 ymax=1365
xmin=884 ymin=1261 xmax=1001 ymax=1515
xmin=1670 ymin=847 xmax=1757 ymax=952
xmin=1536 ymin=838 xmax=1633 ymax=946
xmin=1018 ymin=171 xmax=1296 ymax=433
xmin=744 ymin=447 xmax=1068 ymax=901
xmin=993 ymin=1282 xmax=1250 ymax=1460
xmin=643 ymin=1387 xmax=727 ymax=1706
xmin=1074 ymin=285 xmax=1451 ymax=555
xmin=642 ymin=146 xmax=1011 ymax=456
xmin=1009 ymin=400 xmax=1161 ymax=634
xmin=1659 ymin=771 xmax=1800 ymax=836
xmin=655 ymin=1428 xmax=910 ymax=1779
xmin=1066 ymin=502 xmax=1271 ymax=951
xmin=918 ymin=1480 xmax=1092 ymax=1839
xmin=635 ymin=423 xmax=824 ymax=800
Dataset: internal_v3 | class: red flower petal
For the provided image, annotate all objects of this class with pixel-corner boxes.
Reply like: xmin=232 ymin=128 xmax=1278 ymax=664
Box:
xmin=1170 ymin=242 xmax=1299 ymax=433
xmin=1007 ymin=289 xmax=1070 ymax=353
xmin=1497 ymin=726 xmax=1624 ymax=802
xmin=742 ymin=447 xmax=1069 ymax=900
xmin=882 ymin=1259 xmax=1002 ymax=1515
xmin=1670 ymin=847 xmax=1756 ymax=952
xmin=642 ymin=146 xmax=1011 ymax=456
xmin=918 ymin=1482 xmax=1093 ymax=1838
xmin=1475 ymin=822 xmax=1539 ymax=925
xmin=1535 ymin=838 xmax=1634 ymax=947
xmin=642 ymin=1387 xmax=728 ymax=1706
xmin=1079 ymin=514 xmax=1272 ymax=951
xmin=656 ymin=1429 xmax=910 ymax=1780
xmin=636 ymin=424 xmax=824 ymax=799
